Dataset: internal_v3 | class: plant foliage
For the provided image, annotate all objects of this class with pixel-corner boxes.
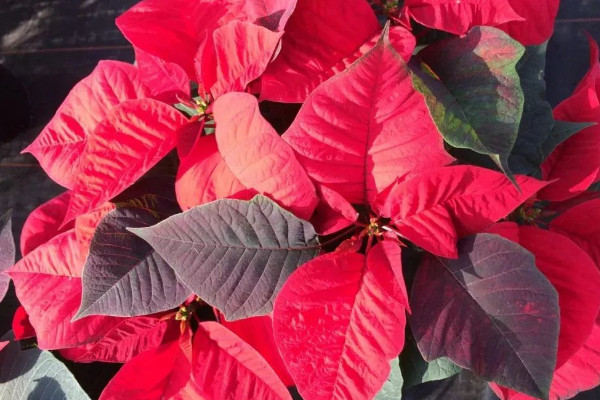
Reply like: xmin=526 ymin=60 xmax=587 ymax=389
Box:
xmin=3 ymin=0 xmax=600 ymax=399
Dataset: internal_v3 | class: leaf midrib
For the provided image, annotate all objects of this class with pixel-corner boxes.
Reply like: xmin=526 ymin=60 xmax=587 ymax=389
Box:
xmin=139 ymin=232 xmax=320 ymax=252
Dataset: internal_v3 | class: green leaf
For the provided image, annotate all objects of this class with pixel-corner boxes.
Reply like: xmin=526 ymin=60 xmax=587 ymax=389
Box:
xmin=411 ymin=26 xmax=525 ymax=181
xmin=400 ymin=337 xmax=461 ymax=389
xmin=589 ymin=180 xmax=600 ymax=192
xmin=0 ymin=332 xmax=90 ymax=399
xmin=507 ymin=43 xmax=594 ymax=177
xmin=174 ymin=102 xmax=199 ymax=117
xmin=543 ymin=120 xmax=594 ymax=160
xmin=374 ymin=358 xmax=404 ymax=400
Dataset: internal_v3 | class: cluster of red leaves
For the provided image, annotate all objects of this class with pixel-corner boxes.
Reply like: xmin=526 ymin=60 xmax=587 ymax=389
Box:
xmin=4 ymin=0 xmax=600 ymax=399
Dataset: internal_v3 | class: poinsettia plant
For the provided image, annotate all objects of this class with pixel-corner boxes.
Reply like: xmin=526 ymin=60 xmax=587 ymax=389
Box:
xmin=2 ymin=0 xmax=600 ymax=399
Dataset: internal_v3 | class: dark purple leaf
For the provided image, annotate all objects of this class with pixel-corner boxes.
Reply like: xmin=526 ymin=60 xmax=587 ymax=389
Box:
xmin=0 ymin=210 xmax=14 ymax=302
xmin=131 ymin=195 xmax=320 ymax=321
xmin=75 ymin=198 xmax=191 ymax=319
xmin=410 ymin=233 xmax=559 ymax=399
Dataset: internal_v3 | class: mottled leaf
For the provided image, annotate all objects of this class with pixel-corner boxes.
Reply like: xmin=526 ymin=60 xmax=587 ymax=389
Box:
xmin=131 ymin=195 xmax=319 ymax=320
xmin=74 ymin=202 xmax=116 ymax=257
xmin=410 ymin=234 xmax=559 ymax=399
xmin=273 ymin=243 xmax=408 ymax=400
xmin=411 ymin=26 xmax=525 ymax=178
xmin=284 ymin=28 xmax=452 ymax=205
xmin=0 ymin=331 xmax=90 ymax=400
xmin=497 ymin=322 xmax=600 ymax=400
xmin=75 ymin=203 xmax=191 ymax=319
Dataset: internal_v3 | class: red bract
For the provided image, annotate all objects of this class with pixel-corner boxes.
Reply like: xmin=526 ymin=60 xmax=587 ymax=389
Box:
xmin=401 ymin=0 xmax=523 ymax=37
xmin=217 ymin=312 xmax=294 ymax=387
xmin=100 ymin=327 xmax=197 ymax=399
xmin=258 ymin=0 xmax=382 ymax=102
xmin=309 ymin=185 xmax=358 ymax=236
xmin=261 ymin=22 xmax=416 ymax=103
xmin=20 ymin=191 xmax=73 ymax=256
xmin=550 ymin=198 xmax=600 ymax=267
xmin=541 ymin=35 xmax=600 ymax=201
xmin=283 ymin=29 xmax=451 ymax=204
xmin=196 ymin=20 xmax=283 ymax=98
xmin=59 ymin=317 xmax=177 ymax=363
xmin=134 ymin=48 xmax=189 ymax=103
xmin=23 ymin=61 xmax=148 ymax=189
xmin=498 ymin=0 xmax=560 ymax=45
xmin=12 ymin=306 xmax=35 ymax=341
xmin=400 ymin=0 xmax=559 ymax=45
xmin=62 ymin=98 xmax=187 ymax=222
xmin=273 ymin=243 xmax=408 ymax=400
xmin=213 ymin=92 xmax=318 ymax=219
xmin=101 ymin=323 xmax=292 ymax=399
xmin=376 ymin=166 xmax=547 ymax=258
xmin=192 ymin=322 xmax=291 ymax=399
xmin=117 ymin=0 xmax=236 ymax=80
xmin=22 ymin=60 xmax=188 ymax=226
xmin=176 ymin=133 xmax=246 ymax=210
xmin=118 ymin=0 xmax=295 ymax=98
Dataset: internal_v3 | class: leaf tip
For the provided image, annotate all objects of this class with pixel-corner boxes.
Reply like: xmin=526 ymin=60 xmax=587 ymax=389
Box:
xmin=126 ymin=226 xmax=148 ymax=238
xmin=70 ymin=310 xmax=86 ymax=322
xmin=20 ymin=143 xmax=33 ymax=156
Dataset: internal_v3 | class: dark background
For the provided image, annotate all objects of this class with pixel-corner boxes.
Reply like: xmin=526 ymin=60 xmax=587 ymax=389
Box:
xmin=1 ymin=0 xmax=599 ymax=398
